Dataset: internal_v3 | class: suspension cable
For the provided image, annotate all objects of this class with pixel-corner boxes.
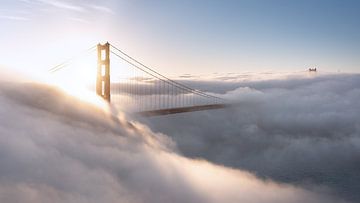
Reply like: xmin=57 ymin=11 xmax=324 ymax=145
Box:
xmin=48 ymin=45 xmax=97 ymax=73
xmin=110 ymin=51 xmax=218 ymax=100
xmin=110 ymin=44 xmax=226 ymax=101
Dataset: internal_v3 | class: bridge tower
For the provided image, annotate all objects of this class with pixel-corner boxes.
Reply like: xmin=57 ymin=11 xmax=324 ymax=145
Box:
xmin=96 ymin=42 xmax=111 ymax=102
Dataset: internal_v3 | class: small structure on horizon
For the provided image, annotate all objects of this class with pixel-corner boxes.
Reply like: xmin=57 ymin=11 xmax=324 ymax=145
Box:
xmin=309 ymin=67 xmax=317 ymax=72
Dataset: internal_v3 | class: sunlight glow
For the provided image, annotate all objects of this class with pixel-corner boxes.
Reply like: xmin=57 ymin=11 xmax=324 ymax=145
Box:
xmin=43 ymin=54 xmax=110 ymax=110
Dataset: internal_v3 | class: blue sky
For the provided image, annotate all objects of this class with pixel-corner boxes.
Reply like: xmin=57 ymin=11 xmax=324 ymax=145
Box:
xmin=1 ymin=0 xmax=360 ymax=77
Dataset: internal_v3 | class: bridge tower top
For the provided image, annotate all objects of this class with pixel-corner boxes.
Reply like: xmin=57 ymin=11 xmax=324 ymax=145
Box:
xmin=96 ymin=42 xmax=110 ymax=102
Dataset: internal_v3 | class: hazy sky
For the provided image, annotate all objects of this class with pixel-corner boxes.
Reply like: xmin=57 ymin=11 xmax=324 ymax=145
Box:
xmin=1 ymin=0 xmax=360 ymax=77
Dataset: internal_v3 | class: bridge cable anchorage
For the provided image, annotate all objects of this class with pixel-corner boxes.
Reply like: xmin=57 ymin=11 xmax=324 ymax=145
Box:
xmin=109 ymin=44 xmax=226 ymax=102
xmin=48 ymin=45 xmax=97 ymax=73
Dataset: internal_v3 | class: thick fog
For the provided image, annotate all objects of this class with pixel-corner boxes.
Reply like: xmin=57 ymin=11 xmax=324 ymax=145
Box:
xmin=0 ymin=77 xmax=349 ymax=202
xmin=142 ymin=73 xmax=360 ymax=202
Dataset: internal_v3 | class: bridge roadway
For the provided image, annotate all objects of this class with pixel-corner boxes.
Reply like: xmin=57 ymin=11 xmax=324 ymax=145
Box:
xmin=137 ymin=103 xmax=230 ymax=117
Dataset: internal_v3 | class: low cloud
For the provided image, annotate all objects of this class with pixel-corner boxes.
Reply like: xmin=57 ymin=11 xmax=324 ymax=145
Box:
xmin=0 ymin=76 xmax=347 ymax=202
xmin=142 ymin=73 xmax=360 ymax=202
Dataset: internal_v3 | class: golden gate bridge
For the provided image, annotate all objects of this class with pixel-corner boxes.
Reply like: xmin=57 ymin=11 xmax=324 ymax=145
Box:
xmin=50 ymin=42 xmax=230 ymax=116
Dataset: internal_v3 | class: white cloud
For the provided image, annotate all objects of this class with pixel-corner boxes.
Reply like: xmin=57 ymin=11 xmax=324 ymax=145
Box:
xmin=0 ymin=15 xmax=29 ymax=21
xmin=36 ymin=0 xmax=85 ymax=12
xmin=88 ymin=5 xmax=114 ymax=14
xmin=142 ymin=73 xmax=360 ymax=202
xmin=67 ymin=17 xmax=89 ymax=24
xmin=0 ymin=75 xmax=347 ymax=203
xmin=20 ymin=0 xmax=114 ymax=14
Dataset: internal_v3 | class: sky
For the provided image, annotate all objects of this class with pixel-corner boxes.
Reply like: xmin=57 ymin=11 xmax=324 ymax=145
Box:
xmin=1 ymin=1 xmax=360 ymax=202
xmin=1 ymin=0 xmax=360 ymax=77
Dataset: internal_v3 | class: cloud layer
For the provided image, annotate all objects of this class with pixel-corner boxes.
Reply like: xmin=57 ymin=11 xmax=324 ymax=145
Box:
xmin=0 ymin=78 xmax=347 ymax=202
xmin=142 ymin=73 xmax=360 ymax=202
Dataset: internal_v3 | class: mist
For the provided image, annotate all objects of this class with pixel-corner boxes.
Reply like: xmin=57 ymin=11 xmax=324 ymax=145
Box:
xmin=0 ymin=76 xmax=349 ymax=202
xmin=141 ymin=73 xmax=360 ymax=202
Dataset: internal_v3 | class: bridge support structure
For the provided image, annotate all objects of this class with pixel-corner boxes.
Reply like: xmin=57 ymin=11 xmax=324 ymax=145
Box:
xmin=96 ymin=42 xmax=111 ymax=102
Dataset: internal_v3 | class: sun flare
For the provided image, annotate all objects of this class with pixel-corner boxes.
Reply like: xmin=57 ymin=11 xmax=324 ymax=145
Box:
xmin=43 ymin=55 xmax=110 ymax=109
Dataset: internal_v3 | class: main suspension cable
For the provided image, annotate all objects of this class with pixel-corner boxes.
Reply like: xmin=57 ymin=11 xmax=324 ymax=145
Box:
xmin=48 ymin=45 xmax=97 ymax=73
xmin=110 ymin=44 xmax=225 ymax=101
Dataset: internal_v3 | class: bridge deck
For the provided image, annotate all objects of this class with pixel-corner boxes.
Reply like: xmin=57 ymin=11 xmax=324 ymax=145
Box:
xmin=137 ymin=104 xmax=229 ymax=117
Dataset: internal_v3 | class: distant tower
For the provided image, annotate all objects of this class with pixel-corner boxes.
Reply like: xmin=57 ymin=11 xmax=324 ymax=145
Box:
xmin=96 ymin=42 xmax=111 ymax=102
